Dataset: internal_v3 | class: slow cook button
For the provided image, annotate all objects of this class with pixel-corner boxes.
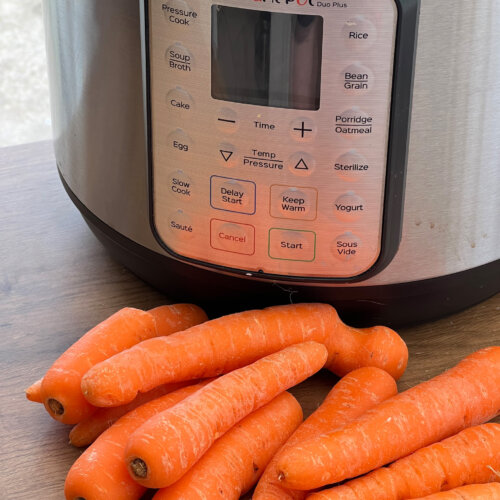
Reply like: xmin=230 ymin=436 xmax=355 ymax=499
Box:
xmin=270 ymin=186 xmax=318 ymax=221
xmin=162 ymin=0 xmax=198 ymax=27
xmin=165 ymin=42 xmax=194 ymax=73
xmin=166 ymin=87 xmax=194 ymax=114
xmin=269 ymin=229 xmax=316 ymax=262
xmin=168 ymin=210 xmax=195 ymax=240
xmin=210 ymin=176 xmax=256 ymax=215
xmin=210 ymin=220 xmax=255 ymax=255
xmin=168 ymin=170 xmax=193 ymax=199
xmin=334 ymin=192 xmax=366 ymax=221
xmin=332 ymin=232 xmax=361 ymax=262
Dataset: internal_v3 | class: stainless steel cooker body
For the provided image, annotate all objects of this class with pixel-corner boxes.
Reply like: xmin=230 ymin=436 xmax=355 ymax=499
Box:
xmin=42 ymin=0 xmax=500 ymax=325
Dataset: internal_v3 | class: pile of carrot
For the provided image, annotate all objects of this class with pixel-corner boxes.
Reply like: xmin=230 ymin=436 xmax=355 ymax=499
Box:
xmin=25 ymin=303 xmax=500 ymax=500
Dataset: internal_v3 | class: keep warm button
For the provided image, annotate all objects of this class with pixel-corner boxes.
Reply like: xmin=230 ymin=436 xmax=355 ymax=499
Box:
xmin=210 ymin=176 xmax=256 ymax=215
xmin=210 ymin=220 xmax=255 ymax=255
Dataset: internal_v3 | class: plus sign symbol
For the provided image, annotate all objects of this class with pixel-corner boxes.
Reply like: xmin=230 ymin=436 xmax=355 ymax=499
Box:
xmin=292 ymin=120 xmax=314 ymax=139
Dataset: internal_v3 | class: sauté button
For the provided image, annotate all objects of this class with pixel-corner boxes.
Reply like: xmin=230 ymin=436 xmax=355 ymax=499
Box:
xmin=168 ymin=210 xmax=195 ymax=240
xmin=342 ymin=16 xmax=377 ymax=50
xmin=165 ymin=43 xmax=194 ymax=73
xmin=210 ymin=176 xmax=256 ymax=215
xmin=210 ymin=219 xmax=255 ymax=255
xmin=333 ymin=150 xmax=370 ymax=181
xmin=332 ymin=232 xmax=361 ymax=262
xmin=269 ymin=229 xmax=316 ymax=262
xmin=166 ymin=87 xmax=194 ymax=114
xmin=167 ymin=129 xmax=194 ymax=153
xmin=333 ymin=192 xmax=366 ymax=221
xmin=270 ymin=186 xmax=318 ymax=221
xmin=168 ymin=170 xmax=193 ymax=199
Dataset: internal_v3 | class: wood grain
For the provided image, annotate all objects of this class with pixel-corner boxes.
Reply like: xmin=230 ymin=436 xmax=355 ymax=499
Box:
xmin=0 ymin=142 xmax=498 ymax=500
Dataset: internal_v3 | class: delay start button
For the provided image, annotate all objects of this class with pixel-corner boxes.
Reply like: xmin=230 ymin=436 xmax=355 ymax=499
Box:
xmin=210 ymin=219 xmax=255 ymax=255
xmin=162 ymin=0 xmax=198 ymax=27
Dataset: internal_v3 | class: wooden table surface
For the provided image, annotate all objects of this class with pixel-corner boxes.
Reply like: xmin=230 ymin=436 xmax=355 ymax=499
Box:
xmin=1 ymin=141 xmax=499 ymax=500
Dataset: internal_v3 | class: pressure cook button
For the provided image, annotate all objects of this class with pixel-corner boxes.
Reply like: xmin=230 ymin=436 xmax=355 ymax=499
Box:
xmin=341 ymin=63 xmax=374 ymax=94
xmin=166 ymin=87 xmax=194 ymax=114
xmin=270 ymin=186 xmax=318 ymax=221
xmin=333 ymin=150 xmax=370 ymax=181
xmin=168 ymin=170 xmax=193 ymax=199
xmin=269 ymin=229 xmax=316 ymax=262
xmin=210 ymin=176 xmax=256 ymax=215
xmin=167 ymin=129 xmax=194 ymax=153
xmin=210 ymin=219 xmax=255 ymax=255
xmin=334 ymin=108 xmax=373 ymax=139
xmin=168 ymin=210 xmax=195 ymax=240
xmin=287 ymin=152 xmax=316 ymax=177
xmin=290 ymin=117 xmax=317 ymax=142
xmin=332 ymin=232 xmax=361 ymax=262
xmin=162 ymin=0 xmax=198 ymax=28
xmin=343 ymin=16 xmax=377 ymax=50
xmin=216 ymin=108 xmax=239 ymax=133
xmin=165 ymin=43 xmax=194 ymax=73
xmin=333 ymin=192 xmax=366 ymax=221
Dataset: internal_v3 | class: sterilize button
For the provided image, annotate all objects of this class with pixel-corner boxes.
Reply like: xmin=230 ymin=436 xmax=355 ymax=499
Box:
xmin=166 ymin=87 xmax=194 ymax=114
xmin=341 ymin=63 xmax=374 ymax=94
xmin=290 ymin=117 xmax=317 ymax=142
xmin=332 ymin=232 xmax=361 ymax=262
xmin=343 ymin=16 xmax=377 ymax=50
xmin=287 ymin=152 xmax=316 ymax=176
xmin=168 ymin=170 xmax=193 ymax=199
xmin=216 ymin=108 xmax=239 ymax=133
xmin=333 ymin=192 xmax=366 ymax=221
xmin=163 ymin=0 xmax=198 ymax=28
xmin=167 ymin=129 xmax=193 ymax=153
xmin=333 ymin=150 xmax=370 ymax=181
xmin=165 ymin=43 xmax=194 ymax=73
xmin=168 ymin=210 xmax=195 ymax=240
xmin=334 ymin=108 xmax=373 ymax=139
xmin=210 ymin=219 xmax=255 ymax=255
xmin=269 ymin=229 xmax=316 ymax=262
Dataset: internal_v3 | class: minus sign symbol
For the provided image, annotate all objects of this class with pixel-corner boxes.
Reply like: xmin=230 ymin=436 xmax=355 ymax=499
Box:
xmin=218 ymin=118 xmax=236 ymax=123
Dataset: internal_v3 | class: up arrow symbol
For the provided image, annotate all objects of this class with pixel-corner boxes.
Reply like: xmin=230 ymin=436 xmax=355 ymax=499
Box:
xmin=294 ymin=158 xmax=309 ymax=170
xmin=220 ymin=150 xmax=234 ymax=162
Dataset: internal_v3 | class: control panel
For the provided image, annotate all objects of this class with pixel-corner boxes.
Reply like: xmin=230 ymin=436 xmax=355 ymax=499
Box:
xmin=147 ymin=0 xmax=401 ymax=280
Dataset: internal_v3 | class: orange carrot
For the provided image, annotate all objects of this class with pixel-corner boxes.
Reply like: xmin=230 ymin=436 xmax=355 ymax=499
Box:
xmin=124 ymin=341 xmax=328 ymax=489
xmin=254 ymin=367 xmax=398 ymax=500
xmin=25 ymin=378 xmax=43 ymax=403
xmin=413 ymin=483 xmax=500 ymax=499
xmin=307 ymin=423 xmax=500 ymax=500
xmin=64 ymin=381 xmax=210 ymax=500
xmin=153 ymin=392 xmax=303 ymax=500
xmin=40 ymin=304 xmax=206 ymax=424
xmin=276 ymin=347 xmax=500 ymax=491
xmin=69 ymin=381 xmax=193 ymax=447
xmin=81 ymin=303 xmax=407 ymax=408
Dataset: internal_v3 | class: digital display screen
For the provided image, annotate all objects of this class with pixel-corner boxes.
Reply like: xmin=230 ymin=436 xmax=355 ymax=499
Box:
xmin=211 ymin=5 xmax=323 ymax=111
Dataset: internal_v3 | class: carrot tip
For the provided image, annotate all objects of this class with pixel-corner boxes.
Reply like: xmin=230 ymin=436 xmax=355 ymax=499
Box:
xmin=487 ymin=465 xmax=500 ymax=479
xmin=277 ymin=470 xmax=285 ymax=482
xmin=47 ymin=398 xmax=64 ymax=416
xmin=129 ymin=458 xmax=148 ymax=479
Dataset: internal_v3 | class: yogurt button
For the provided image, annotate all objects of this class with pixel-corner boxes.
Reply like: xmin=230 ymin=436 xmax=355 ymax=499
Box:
xmin=333 ymin=192 xmax=366 ymax=221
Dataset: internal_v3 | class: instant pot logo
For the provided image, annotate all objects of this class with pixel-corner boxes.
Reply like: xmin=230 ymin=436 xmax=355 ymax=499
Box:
xmin=254 ymin=0 xmax=317 ymax=6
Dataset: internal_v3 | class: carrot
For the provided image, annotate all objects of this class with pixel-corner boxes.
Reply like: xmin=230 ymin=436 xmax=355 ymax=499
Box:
xmin=124 ymin=341 xmax=328 ymax=489
xmin=81 ymin=303 xmax=407 ymax=408
xmin=307 ymin=423 xmax=500 ymax=500
xmin=153 ymin=392 xmax=303 ymax=500
xmin=69 ymin=381 xmax=193 ymax=447
xmin=276 ymin=346 xmax=500 ymax=491
xmin=64 ymin=381 xmax=210 ymax=500
xmin=413 ymin=483 xmax=500 ymax=499
xmin=25 ymin=378 xmax=43 ymax=403
xmin=40 ymin=304 xmax=206 ymax=424
xmin=254 ymin=367 xmax=398 ymax=500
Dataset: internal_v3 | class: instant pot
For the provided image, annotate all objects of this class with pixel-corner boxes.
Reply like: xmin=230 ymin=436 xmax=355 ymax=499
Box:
xmin=43 ymin=0 xmax=500 ymax=326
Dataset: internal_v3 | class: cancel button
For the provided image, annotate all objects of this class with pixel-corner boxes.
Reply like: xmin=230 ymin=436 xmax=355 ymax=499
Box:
xmin=210 ymin=220 xmax=255 ymax=255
